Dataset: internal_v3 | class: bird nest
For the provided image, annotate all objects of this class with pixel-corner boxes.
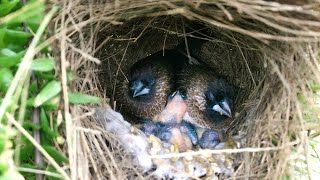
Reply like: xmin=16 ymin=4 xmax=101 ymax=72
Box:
xmin=52 ymin=0 xmax=320 ymax=179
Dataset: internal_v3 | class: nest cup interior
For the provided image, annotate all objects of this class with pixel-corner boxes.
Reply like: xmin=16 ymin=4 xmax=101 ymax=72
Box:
xmin=58 ymin=2 xmax=320 ymax=178
xmin=97 ymin=17 xmax=263 ymax=135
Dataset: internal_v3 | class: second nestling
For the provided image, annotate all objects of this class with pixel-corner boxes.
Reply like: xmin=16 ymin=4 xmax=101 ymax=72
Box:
xmin=115 ymin=49 xmax=237 ymax=152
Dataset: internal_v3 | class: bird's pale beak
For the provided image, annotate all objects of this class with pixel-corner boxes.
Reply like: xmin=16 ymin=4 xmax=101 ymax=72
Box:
xmin=131 ymin=80 xmax=150 ymax=98
xmin=212 ymin=100 xmax=232 ymax=118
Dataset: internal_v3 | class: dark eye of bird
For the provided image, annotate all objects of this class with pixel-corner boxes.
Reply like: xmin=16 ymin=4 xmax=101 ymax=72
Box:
xmin=179 ymin=89 xmax=187 ymax=100
xmin=146 ymin=78 xmax=156 ymax=86
xmin=168 ymin=91 xmax=177 ymax=100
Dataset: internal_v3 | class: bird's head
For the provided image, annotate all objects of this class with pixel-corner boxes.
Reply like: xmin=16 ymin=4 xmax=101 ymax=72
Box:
xmin=153 ymin=90 xmax=188 ymax=124
xmin=128 ymin=66 xmax=156 ymax=100
xmin=204 ymin=79 xmax=235 ymax=123
xmin=164 ymin=90 xmax=188 ymax=123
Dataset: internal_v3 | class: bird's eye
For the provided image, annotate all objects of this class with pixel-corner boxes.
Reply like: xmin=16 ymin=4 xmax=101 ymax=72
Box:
xmin=168 ymin=91 xmax=177 ymax=100
xmin=179 ymin=89 xmax=187 ymax=100
xmin=144 ymin=78 xmax=155 ymax=86
xmin=149 ymin=78 xmax=156 ymax=85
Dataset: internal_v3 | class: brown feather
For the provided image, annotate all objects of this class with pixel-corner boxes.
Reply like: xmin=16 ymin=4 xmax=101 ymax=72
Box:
xmin=115 ymin=51 xmax=184 ymax=121
xmin=178 ymin=65 xmax=235 ymax=130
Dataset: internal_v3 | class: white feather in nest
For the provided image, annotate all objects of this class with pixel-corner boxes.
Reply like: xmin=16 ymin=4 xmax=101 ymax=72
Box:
xmin=94 ymin=107 xmax=244 ymax=179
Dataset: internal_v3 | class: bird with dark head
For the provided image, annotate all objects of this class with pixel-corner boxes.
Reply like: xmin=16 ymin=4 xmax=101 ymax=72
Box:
xmin=177 ymin=65 xmax=236 ymax=147
xmin=116 ymin=50 xmax=187 ymax=122
xmin=204 ymin=79 xmax=234 ymax=123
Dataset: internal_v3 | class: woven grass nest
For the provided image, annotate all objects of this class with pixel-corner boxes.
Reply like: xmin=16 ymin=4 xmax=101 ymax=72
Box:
xmin=52 ymin=0 xmax=320 ymax=179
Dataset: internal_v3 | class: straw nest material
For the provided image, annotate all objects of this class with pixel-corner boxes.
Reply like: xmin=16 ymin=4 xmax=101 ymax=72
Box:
xmin=51 ymin=0 xmax=320 ymax=179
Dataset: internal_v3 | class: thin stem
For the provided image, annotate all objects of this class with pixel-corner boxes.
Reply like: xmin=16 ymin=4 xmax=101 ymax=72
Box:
xmin=6 ymin=113 xmax=70 ymax=180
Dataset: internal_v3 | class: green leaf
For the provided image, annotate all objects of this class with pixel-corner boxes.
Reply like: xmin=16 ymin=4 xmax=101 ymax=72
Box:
xmin=5 ymin=44 xmax=24 ymax=52
xmin=33 ymin=80 xmax=61 ymax=107
xmin=0 ymin=68 xmax=13 ymax=92
xmin=0 ymin=49 xmax=25 ymax=67
xmin=24 ymin=2 xmax=45 ymax=32
xmin=0 ymin=48 xmax=16 ymax=56
xmin=42 ymin=145 xmax=68 ymax=164
xmin=41 ymin=131 xmax=54 ymax=146
xmin=31 ymin=58 xmax=55 ymax=72
xmin=5 ymin=29 xmax=32 ymax=39
xmin=20 ymin=157 xmax=36 ymax=170
xmin=4 ymin=29 xmax=32 ymax=47
xmin=0 ymin=0 xmax=20 ymax=16
xmin=0 ymin=127 xmax=7 ymax=154
xmin=19 ymin=145 xmax=34 ymax=163
xmin=23 ymin=122 xmax=41 ymax=130
xmin=7 ymin=1 xmax=45 ymax=31
xmin=35 ymin=72 xmax=55 ymax=81
xmin=19 ymin=164 xmax=36 ymax=179
xmin=0 ymin=28 xmax=6 ymax=47
xmin=46 ymin=166 xmax=60 ymax=180
xmin=40 ymin=108 xmax=56 ymax=138
xmin=26 ymin=97 xmax=35 ymax=106
xmin=27 ymin=96 xmax=60 ymax=110
xmin=68 ymin=92 xmax=101 ymax=104
xmin=29 ymin=80 xmax=38 ymax=94
xmin=0 ymin=171 xmax=24 ymax=180
xmin=0 ymin=161 xmax=8 ymax=175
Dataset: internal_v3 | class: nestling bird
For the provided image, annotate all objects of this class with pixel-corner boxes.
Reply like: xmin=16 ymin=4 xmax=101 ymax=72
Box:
xmin=140 ymin=90 xmax=189 ymax=134
xmin=140 ymin=90 xmax=198 ymax=152
xmin=153 ymin=90 xmax=188 ymax=124
xmin=115 ymin=50 xmax=187 ymax=121
xmin=178 ymin=65 xmax=236 ymax=138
